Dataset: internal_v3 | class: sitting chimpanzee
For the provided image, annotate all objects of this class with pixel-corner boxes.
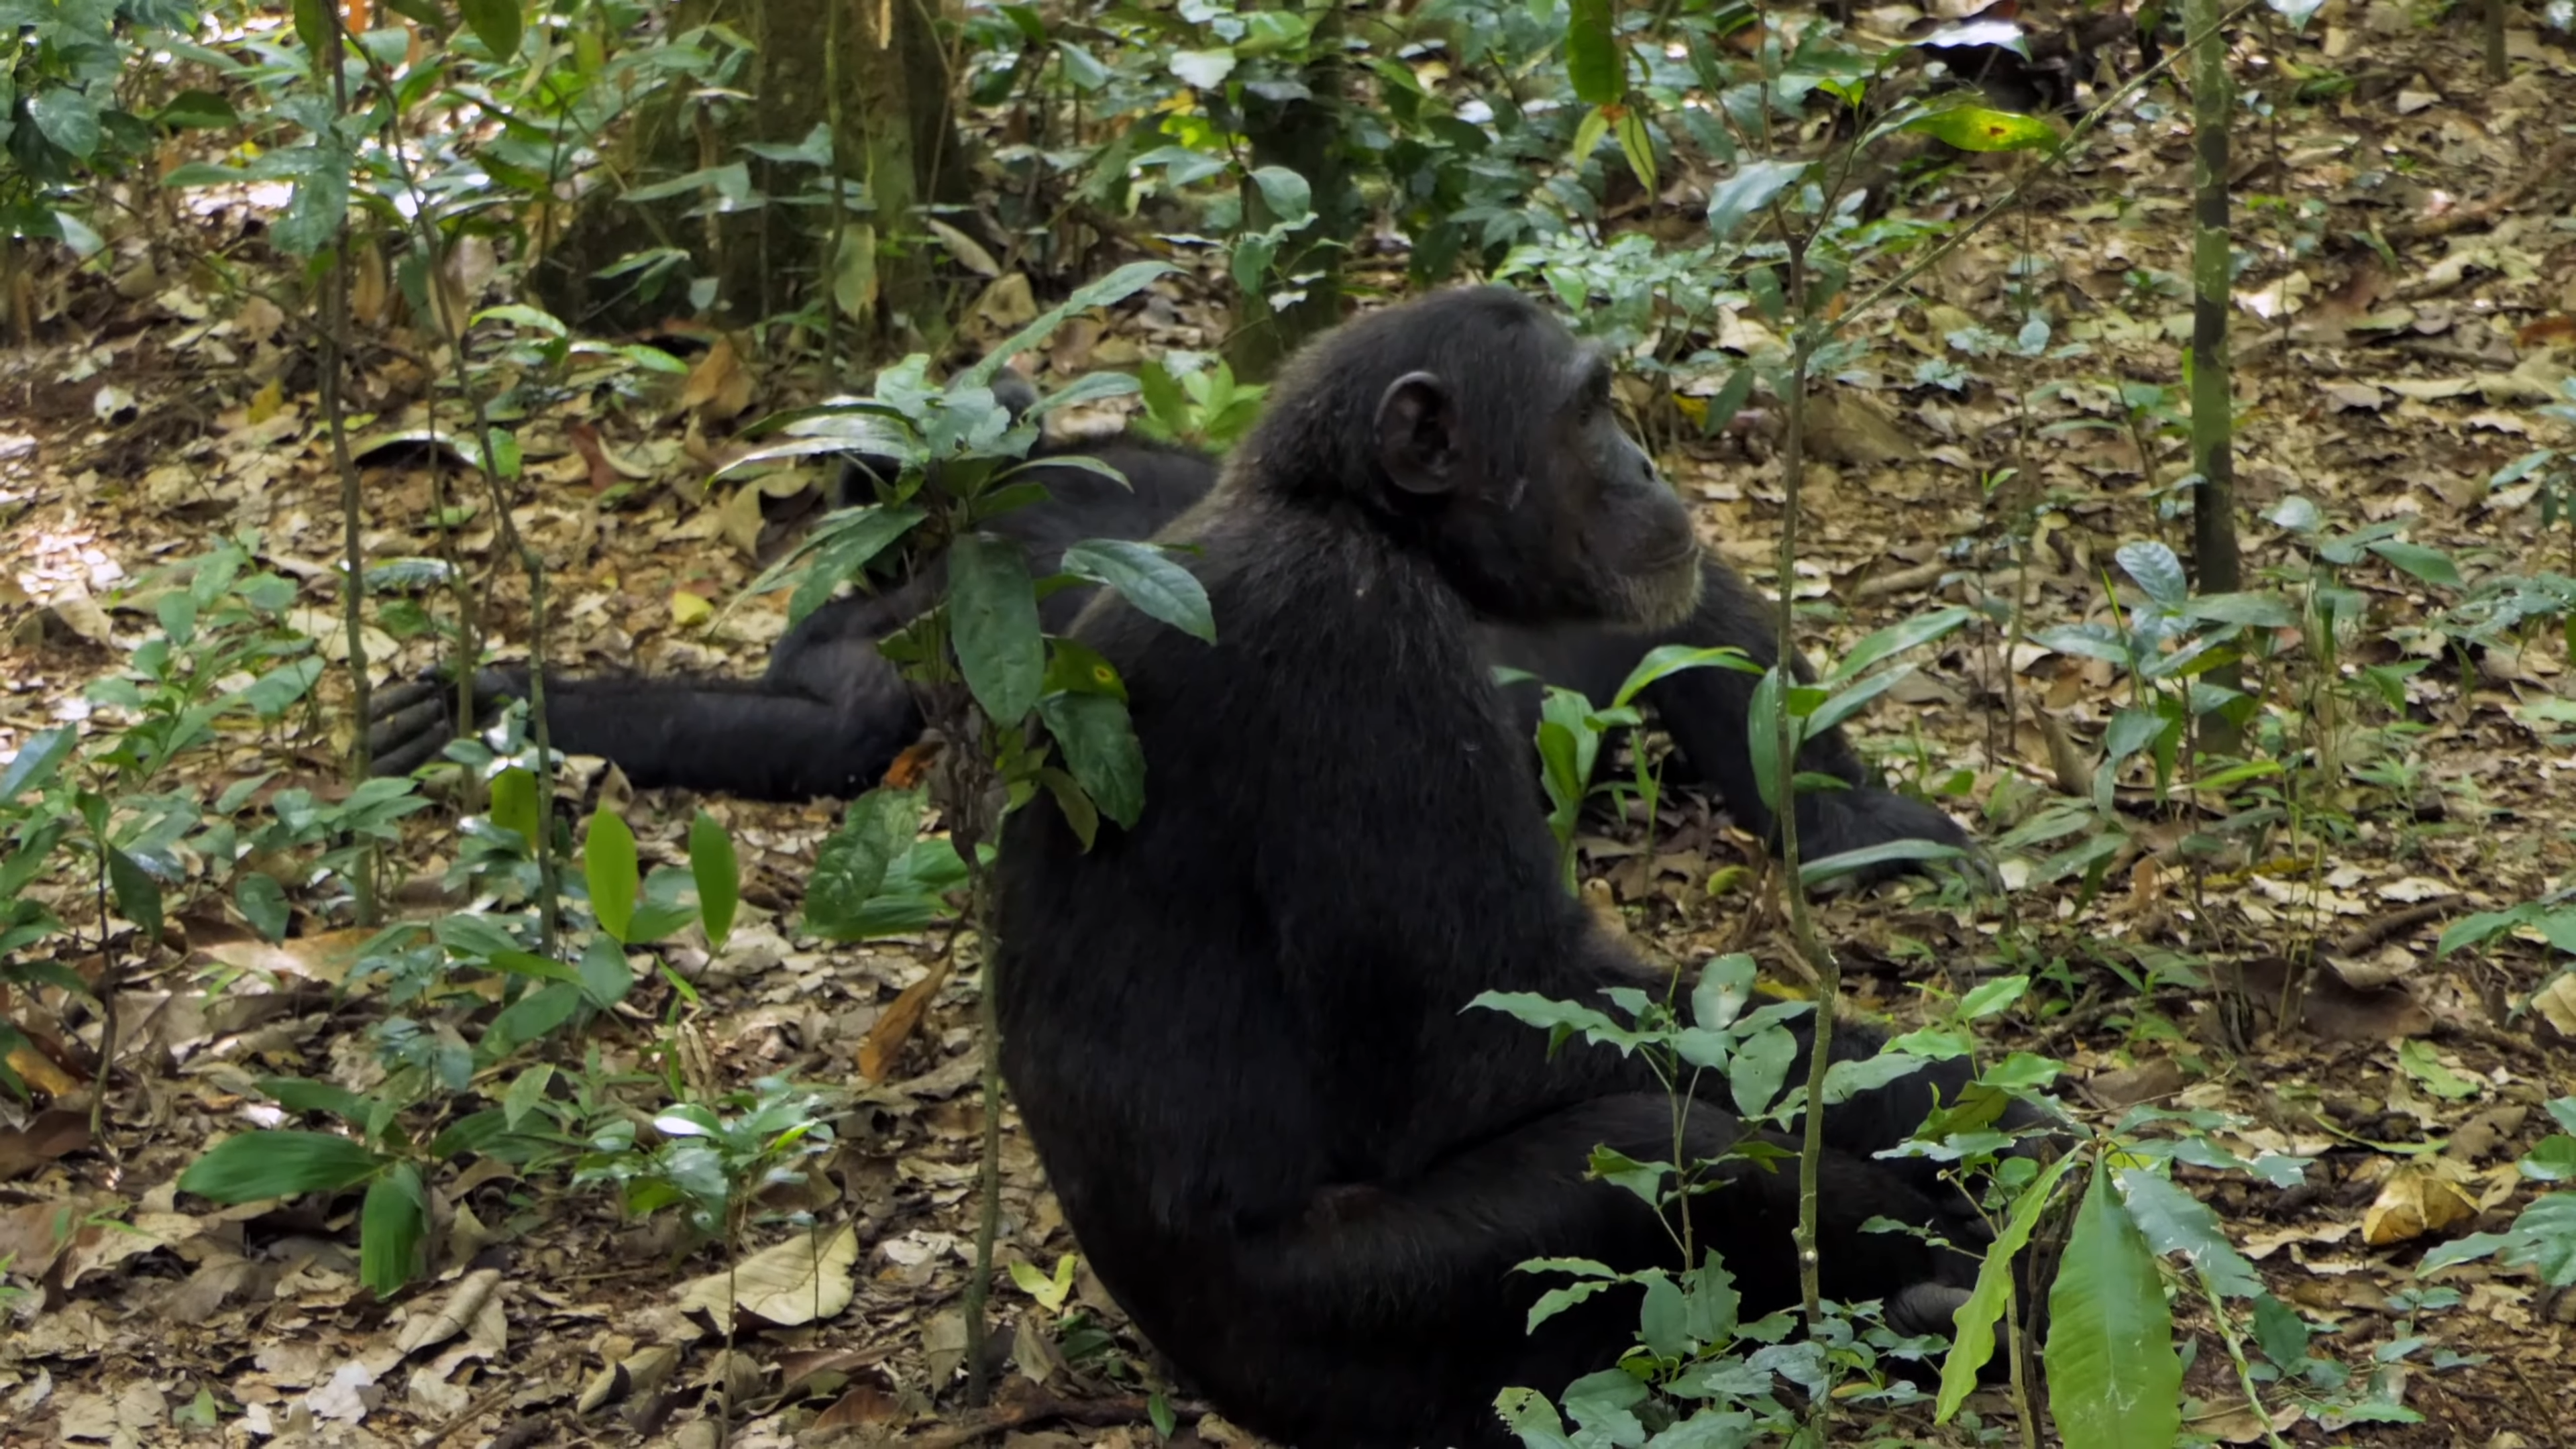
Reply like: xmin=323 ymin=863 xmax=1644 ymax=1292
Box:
xmin=994 ymin=288 xmax=2049 ymax=1449
xmin=369 ymin=360 xmax=1970 ymax=879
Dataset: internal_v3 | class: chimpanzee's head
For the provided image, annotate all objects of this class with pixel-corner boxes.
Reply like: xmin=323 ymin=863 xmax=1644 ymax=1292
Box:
xmin=1241 ymin=285 xmax=1703 ymax=631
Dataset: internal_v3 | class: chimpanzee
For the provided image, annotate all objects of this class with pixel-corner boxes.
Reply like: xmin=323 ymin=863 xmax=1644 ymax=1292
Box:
xmin=367 ymin=372 xmax=1969 ymax=879
xmin=993 ymin=288 xmax=2049 ymax=1449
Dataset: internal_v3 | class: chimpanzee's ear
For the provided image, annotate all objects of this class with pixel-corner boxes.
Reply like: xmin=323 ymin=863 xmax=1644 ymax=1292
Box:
xmin=1376 ymin=371 xmax=1458 ymax=496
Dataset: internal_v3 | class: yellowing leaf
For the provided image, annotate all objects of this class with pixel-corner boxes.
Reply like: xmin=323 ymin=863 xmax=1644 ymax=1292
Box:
xmin=246 ymin=377 xmax=286 ymax=424
xmin=670 ymin=590 xmax=712 ymax=627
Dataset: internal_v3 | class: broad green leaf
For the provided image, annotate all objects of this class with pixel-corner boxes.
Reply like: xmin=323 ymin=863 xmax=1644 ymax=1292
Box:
xmin=582 ymin=809 xmax=639 ymax=943
xmin=1706 ymin=160 xmax=1807 ymax=241
xmin=1565 ymin=0 xmax=1621 ymax=104
xmin=2103 ymin=706 xmax=2171 ymax=765
xmin=236 ymin=873 xmax=289 ymax=942
xmin=0 ymin=725 xmax=76 ymax=800
xmin=458 ymin=0 xmax=523 ymax=60
xmin=1611 ymin=643 xmax=1754 ymax=708
xmin=1799 ymin=837 xmax=1966 ymax=889
xmin=1038 ymin=692 xmax=1146 ymax=830
xmin=1639 ymin=1271 xmax=1688 ymax=1360
xmin=806 ymin=788 xmax=926 ymax=938
xmin=1831 ymin=606 xmax=1974 ymax=681
xmin=1613 ymin=107 xmax=1657 ymax=194
xmin=2366 ymin=539 xmax=2461 ymax=588
xmin=2113 ymin=1167 xmax=2265 ymax=1299
xmin=107 ymin=847 xmax=164 ymax=946
xmin=488 ymin=767 xmax=540 ymax=846
xmin=577 ymin=934 xmax=635 ymax=1008
xmin=1692 ymin=953 xmax=1756 ymax=1031
xmin=1248 ymin=165 xmax=1313 ymax=225
xmin=950 ymin=535 xmax=1046 ymax=724
xmin=2524 ymin=1135 xmax=2576 ymax=1183
xmin=690 ymin=811 xmax=740 ymax=954
xmin=1746 ymin=667 xmax=1789 ymax=813
xmin=360 ymin=1163 xmax=429 ymax=1295
xmin=2420 ymin=1193 xmax=2576 ymax=1285
xmin=1904 ymin=103 xmax=2059 ymax=153
xmin=1958 ymin=975 xmax=2031 ymax=1020
xmin=1171 ymin=48 xmax=1236 ymax=88
xmin=1059 ymin=539 xmax=1216 ymax=643
xmin=502 ymin=1064 xmax=554 ymax=1130
xmin=1570 ymin=105 xmax=1613 ymax=174
xmin=2115 ymin=540 xmax=2188 ymax=607
xmin=2045 ymin=1165 xmax=2183 ymax=1449
xmin=257 ymin=1077 xmax=375 ymax=1125
xmin=486 ymin=980 xmax=584 ymax=1054
xmin=2182 ymin=591 xmax=2296 ymax=628
xmin=28 ymin=87 xmax=102 ymax=161
xmin=1729 ymin=1024 xmax=1796 ymax=1118
xmin=179 ymin=1130 xmax=384 ymax=1202
xmin=1935 ymin=1148 xmax=2079 ymax=1418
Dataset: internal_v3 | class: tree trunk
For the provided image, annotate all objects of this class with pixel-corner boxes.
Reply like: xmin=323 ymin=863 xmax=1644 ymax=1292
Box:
xmin=530 ymin=0 xmax=969 ymax=349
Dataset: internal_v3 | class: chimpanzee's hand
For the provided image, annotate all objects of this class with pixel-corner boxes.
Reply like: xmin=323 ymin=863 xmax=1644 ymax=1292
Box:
xmin=364 ymin=667 xmax=521 ymax=777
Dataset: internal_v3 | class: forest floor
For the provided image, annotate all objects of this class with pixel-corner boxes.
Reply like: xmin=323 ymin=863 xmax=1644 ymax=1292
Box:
xmin=3 ymin=3 xmax=2575 ymax=1448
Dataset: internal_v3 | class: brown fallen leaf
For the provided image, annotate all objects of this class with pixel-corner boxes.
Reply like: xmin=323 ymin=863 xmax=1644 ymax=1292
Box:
xmin=2361 ymin=1161 xmax=2479 ymax=1248
xmin=860 ymin=957 xmax=955 ymax=1083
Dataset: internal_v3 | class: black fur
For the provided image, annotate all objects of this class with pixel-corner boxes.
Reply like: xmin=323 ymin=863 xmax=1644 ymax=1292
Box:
xmin=993 ymin=288 xmax=2041 ymax=1449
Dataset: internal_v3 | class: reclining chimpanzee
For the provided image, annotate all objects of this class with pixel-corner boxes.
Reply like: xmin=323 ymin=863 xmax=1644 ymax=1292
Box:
xmin=993 ymin=286 xmax=2051 ymax=1449
xmin=368 ymin=337 xmax=1972 ymax=878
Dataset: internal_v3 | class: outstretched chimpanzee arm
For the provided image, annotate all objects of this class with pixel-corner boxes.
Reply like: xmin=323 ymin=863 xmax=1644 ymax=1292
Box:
xmin=365 ymin=592 xmax=924 ymax=802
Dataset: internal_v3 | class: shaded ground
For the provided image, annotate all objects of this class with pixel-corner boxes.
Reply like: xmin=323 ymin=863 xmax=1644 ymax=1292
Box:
xmin=1 ymin=3 xmax=2574 ymax=1446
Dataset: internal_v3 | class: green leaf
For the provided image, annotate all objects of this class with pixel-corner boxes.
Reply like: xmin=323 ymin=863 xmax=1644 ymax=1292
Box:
xmin=486 ymin=980 xmax=584 ymax=1055
xmin=1957 ymin=975 xmax=2031 ymax=1020
xmin=1059 ymin=539 xmax=1216 ymax=643
xmin=107 ymin=847 xmax=164 ymax=946
xmin=257 ymin=1077 xmax=376 ymax=1126
xmin=1831 ymin=606 xmax=1974 ymax=682
xmin=236 ymin=873 xmax=290 ymax=942
xmin=2044 ymin=1164 xmax=2184 ymax=1449
xmin=1613 ymin=107 xmax=1657 ymax=194
xmin=1729 ymin=1024 xmax=1796 ymax=1118
xmin=1171 ymin=48 xmax=1237 ymax=88
xmin=690 ymin=811 xmax=740 ymax=954
xmin=2366 ymin=539 xmax=2462 ymax=588
xmin=2113 ymin=1167 xmax=2265 ymax=1299
xmin=1570 ymin=105 xmax=1612 ymax=174
xmin=28 ymin=87 xmax=102 ymax=162
xmin=1706 ymin=160 xmax=1807 ymax=241
xmin=2396 ymin=1038 xmax=2481 ymax=1101
xmin=1691 ymin=953 xmax=1756 ymax=1031
xmin=178 ymin=1130 xmax=384 ymax=1203
xmin=0 ymin=725 xmax=76 ymax=800
xmin=577 ymin=934 xmax=635 ymax=1009
xmin=502 ymin=1064 xmax=554 ymax=1130
xmin=2115 ymin=541 xmax=2188 ymax=608
xmin=2103 ymin=706 xmax=2171 ymax=765
xmin=806 ymin=788 xmax=926 ymax=937
xmin=2522 ymin=1135 xmax=2576 ymax=1182
xmin=1248 ymin=165 xmax=1313 ymax=226
xmin=1745 ymin=667 xmax=1794 ymax=813
xmin=1904 ymin=103 xmax=2060 ymax=153
xmin=1610 ymin=643 xmax=1755 ymax=709
xmin=1936 ymin=1148 xmax=2078 ymax=1418
xmin=1565 ymin=0 xmax=1622 ymax=105
xmin=156 ymin=88 xmax=240 ymax=130
xmin=1639 ymin=1270 xmax=1688 ymax=1360
xmin=582 ymin=809 xmax=639 ymax=943
xmin=1038 ymin=692 xmax=1146 ymax=830
xmin=489 ymin=766 xmax=540 ymax=846
xmin=360 ymin=1163 xmax=429 ymax=1295
xmin=458 ymin=0 xmax=523 ymax=60
xmin=2181 ymin=591 xmax=2296 ymax=628
xmin=949 ymin=535 xmax=1046 ymax=725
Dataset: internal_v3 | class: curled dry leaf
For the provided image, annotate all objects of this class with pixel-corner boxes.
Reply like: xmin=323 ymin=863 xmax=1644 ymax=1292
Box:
xmin=2361 ymin=1161 xmax=2481 ymax=1248
xmin=577 ymin=1343 xmax=681 ymax=1415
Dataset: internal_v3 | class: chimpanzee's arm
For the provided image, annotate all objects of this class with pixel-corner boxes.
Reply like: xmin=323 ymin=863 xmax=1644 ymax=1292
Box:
xmin=366 ymin=595 xmax=926 ymax=802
